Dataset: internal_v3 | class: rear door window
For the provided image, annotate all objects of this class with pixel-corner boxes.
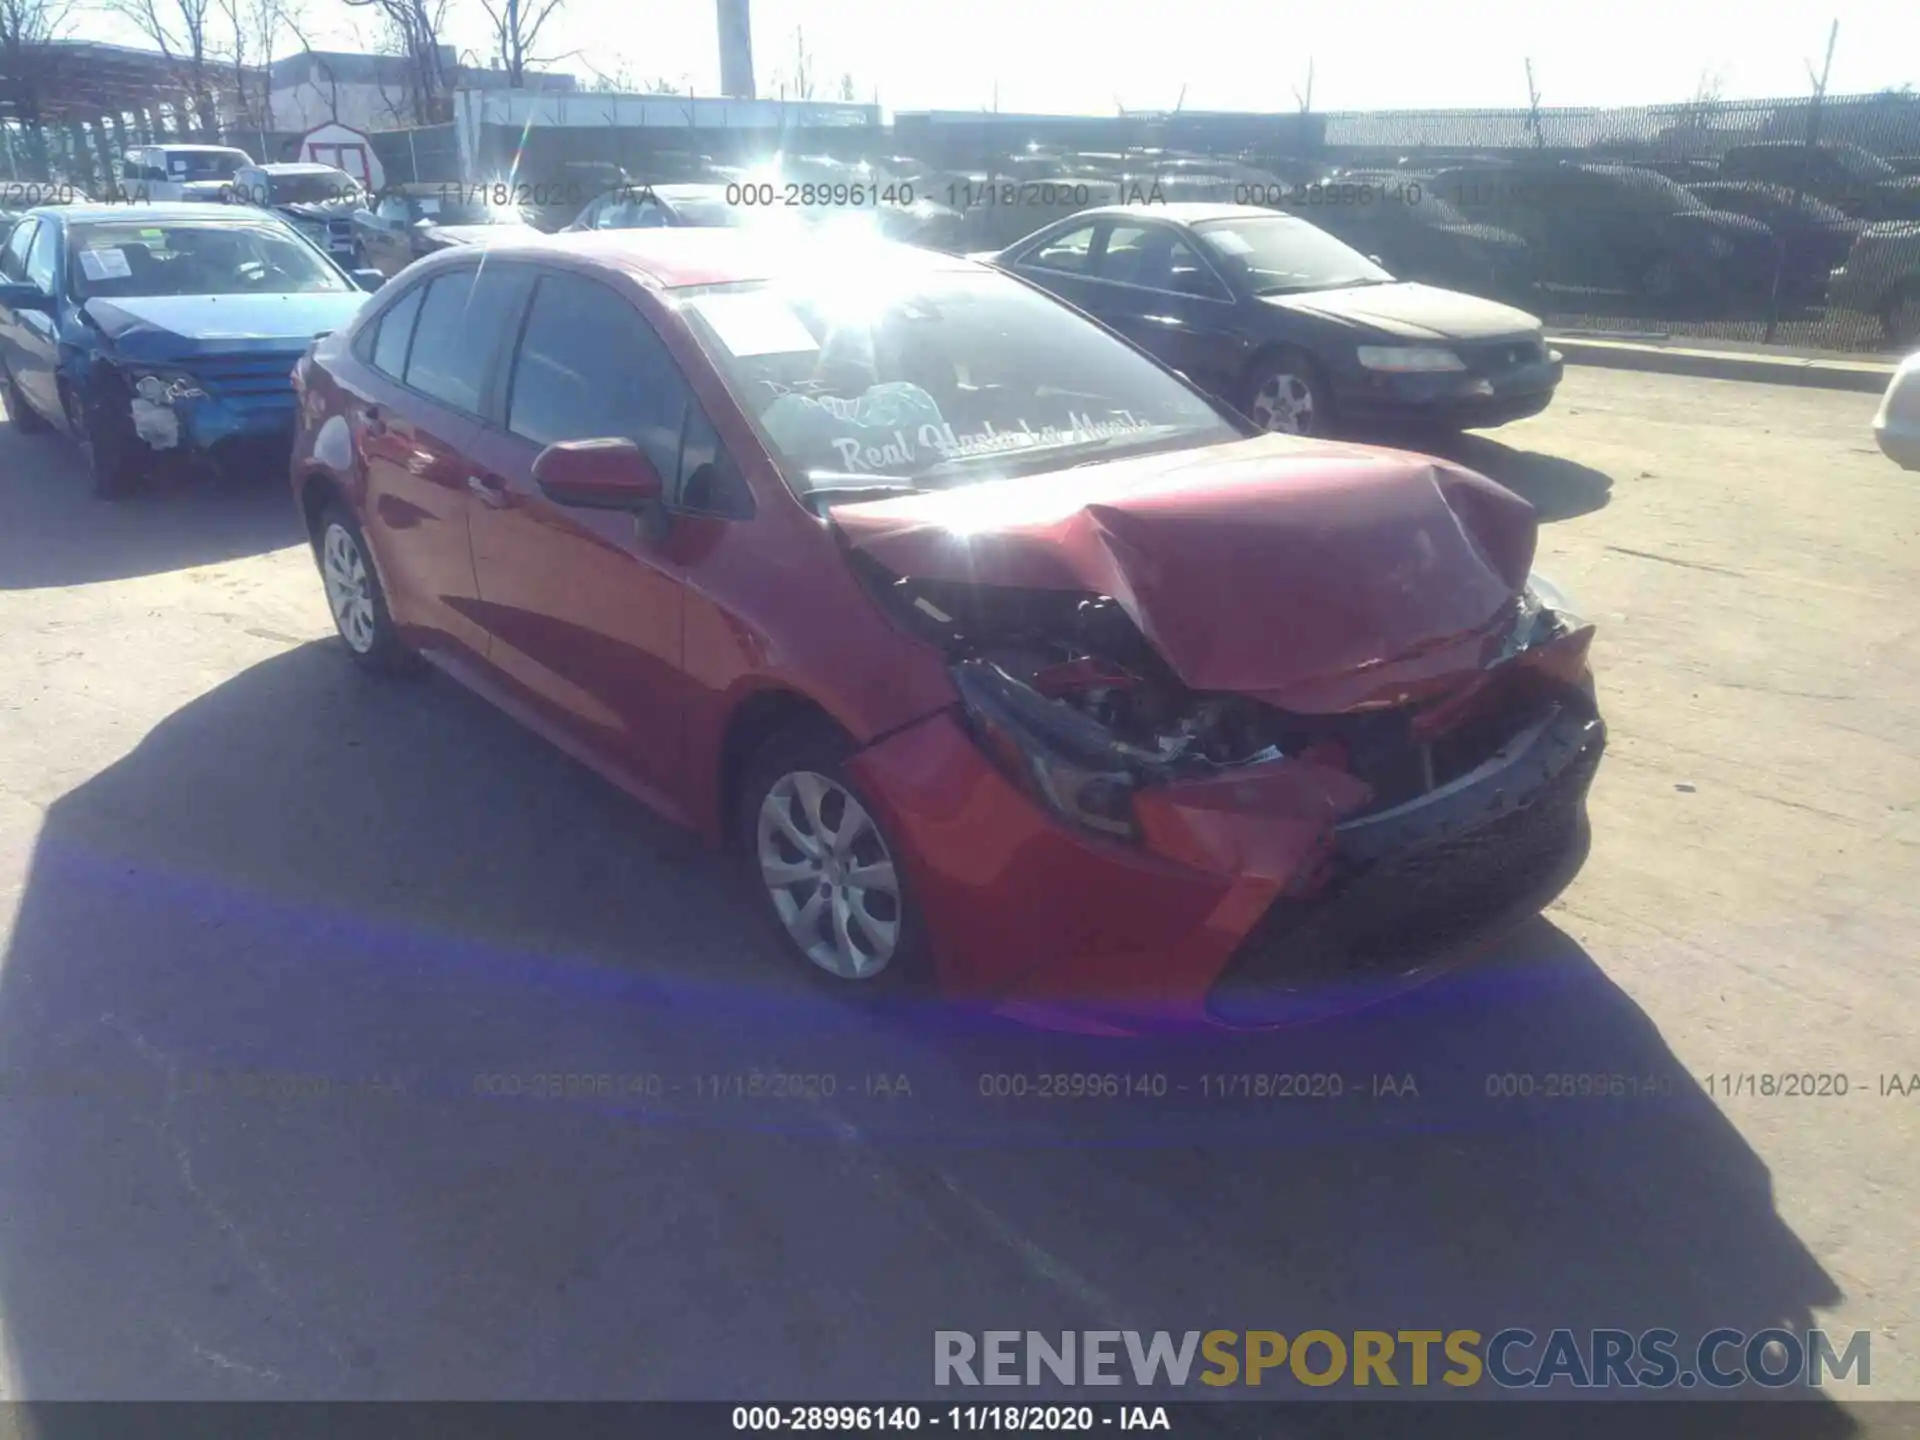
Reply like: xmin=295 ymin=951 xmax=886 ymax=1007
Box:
xmin=368 ymin=282 xmax=426 ymax=379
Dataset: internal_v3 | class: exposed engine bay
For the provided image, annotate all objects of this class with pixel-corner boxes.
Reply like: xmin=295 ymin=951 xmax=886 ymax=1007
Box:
xmin=858 ymin=557 xmax=1587 ymax=821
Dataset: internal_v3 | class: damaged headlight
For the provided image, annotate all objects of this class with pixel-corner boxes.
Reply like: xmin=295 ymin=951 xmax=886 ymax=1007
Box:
xmin=951 ymin=660 xmax=1146 ymax=841
xmin=130 ymin=369 xmax=208 ymax=404
xmin=1524 ymin=570 xmax=1583 ymax=628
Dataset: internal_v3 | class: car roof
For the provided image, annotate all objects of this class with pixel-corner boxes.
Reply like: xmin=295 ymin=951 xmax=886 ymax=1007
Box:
xmin=1068 ymin=202 xmax=1320 ymax=224
xmin=435 ymin=226 xmax=983 ymax=290
xmin=41 ymin=202 xmax=292 ymax=224
xmin=653 ymin=183 xmax=728 ymax=200
xmin=136 ymin=143 xmax=249 ymax=154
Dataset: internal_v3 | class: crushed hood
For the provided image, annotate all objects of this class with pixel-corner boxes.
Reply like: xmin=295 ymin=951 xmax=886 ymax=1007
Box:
xmin=831 ymin=434 xmax=1538 ymax=712
xmin=1266 ymin=281 xmax=1541 ymax=340
xmin=83 ymin=292 xmax=368 ymax=359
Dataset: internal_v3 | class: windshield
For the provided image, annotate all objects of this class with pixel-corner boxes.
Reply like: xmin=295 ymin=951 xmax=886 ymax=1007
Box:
xmin=667 ymin=196 xmax=744 ymax=227
xmin=679 ymin=263 xmax=1240 ymax=496
xmin=1589 ymin=167 xmax=1706 ymax=213
xmin=67 ymin=220 xmax=353 ymax=299
xmin=1191 ymin=215 xmax=1394 ymax=294
xmin=166 ymin=150 xmax=251 ymax=182
xmin=269 ymin=171 xmax=359 ymax=206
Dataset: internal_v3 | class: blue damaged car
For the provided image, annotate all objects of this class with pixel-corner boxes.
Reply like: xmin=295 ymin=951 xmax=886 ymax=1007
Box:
xmin=0 ymin=202 xmax=382 ymax=498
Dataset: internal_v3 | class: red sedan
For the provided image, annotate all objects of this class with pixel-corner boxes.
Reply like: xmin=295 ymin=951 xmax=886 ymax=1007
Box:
xmin=289 ymin=227 xmax=1605 ymax=1030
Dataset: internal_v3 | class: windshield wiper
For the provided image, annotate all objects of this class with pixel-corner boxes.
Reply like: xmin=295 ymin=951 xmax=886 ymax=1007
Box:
xmin=798 ymin=477 xmax=926 ymax=508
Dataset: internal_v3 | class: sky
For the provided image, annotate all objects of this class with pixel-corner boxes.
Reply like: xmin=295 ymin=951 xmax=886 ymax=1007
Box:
xmin=93 ymin=0 xmax=1920 ymax=113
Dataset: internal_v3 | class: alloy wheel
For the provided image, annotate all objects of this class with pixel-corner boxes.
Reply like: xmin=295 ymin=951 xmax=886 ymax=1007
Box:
xmin=756 ymin=770 xmax=901 ymax=980
xmin=322 ymin=521 xmax=378 ymax=654
xmin=1250 ymin=370 xmax=1318 ymax=435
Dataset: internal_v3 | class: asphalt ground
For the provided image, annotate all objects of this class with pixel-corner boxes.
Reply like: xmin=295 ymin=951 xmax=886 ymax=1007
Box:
xmin=0 ymin=369 xmax=1914 ymax=1429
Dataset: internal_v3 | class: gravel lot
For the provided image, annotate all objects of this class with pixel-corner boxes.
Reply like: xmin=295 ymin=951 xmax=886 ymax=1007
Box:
xmin=0 ymin=369 xmax=1914 ymax=1426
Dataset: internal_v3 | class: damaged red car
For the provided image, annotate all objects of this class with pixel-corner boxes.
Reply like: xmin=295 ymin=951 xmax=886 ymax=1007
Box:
xmin=289 ymin=228 xmax=1605 ymax=1029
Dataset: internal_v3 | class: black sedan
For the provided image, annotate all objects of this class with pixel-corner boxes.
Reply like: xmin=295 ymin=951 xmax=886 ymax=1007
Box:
xmin=1682 ymin=181 xmax=1865 ymax=298
xmin=1427 ymin=161 xmax=1778 ymax=315
xmin=1286 ymin=170 xmax=1538 ymax=306
xmin=350 ymin=185 xmax=539 ymax=277
xmin=990 ymin=203 xmax=1561 ymax=436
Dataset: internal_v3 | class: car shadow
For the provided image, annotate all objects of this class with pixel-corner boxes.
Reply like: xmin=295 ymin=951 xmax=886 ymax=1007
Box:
xmin=1420 ymin=433 xmax=1616 ymax=523
xmin=0 ymin=644 xmax=1853 ymax=1424
xmin=0 ymin=413 xmax=302 ymax=590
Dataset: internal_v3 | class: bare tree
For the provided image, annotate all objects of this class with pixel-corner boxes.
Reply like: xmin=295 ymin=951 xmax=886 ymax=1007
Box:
xmin=770 ymin=25 xmax=812 ymax=102
xmin=282 ymin=9 xmax=344 ymax=125
xmin=476 ymin=0 xmax=563 ymax=88
xmin=0 ymin=0 xmax=76 ymax=174
xmin=836 ymin=71 xmax=854 ymax=103
xmin=341 ymin=0 xmax=450 ymax=123
xmin=112 ymin=0 xmax=220 ymax=135
xmin=1291 ymin=58 xmax=1313 ymax=114
xmin=214 ymin=0 xmax=288 ymax=131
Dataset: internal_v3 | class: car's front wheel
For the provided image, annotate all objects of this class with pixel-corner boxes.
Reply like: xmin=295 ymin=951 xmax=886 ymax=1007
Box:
xmin=736 ymin=719 xmax=929 ymax=994
xmin=317 ymin=505 xmax=422 ymax=675
xmin=1243 ymin=350 xmax=1328 ymax=436
xmin=65 ymin=386 xmax=144 ymax=500
xmin=1 ymin=360 xmax=51 ymax=434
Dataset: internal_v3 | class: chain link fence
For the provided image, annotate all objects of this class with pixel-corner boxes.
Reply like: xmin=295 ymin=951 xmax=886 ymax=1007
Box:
xmin=6 ymin=88 xmax=1918 ymax=352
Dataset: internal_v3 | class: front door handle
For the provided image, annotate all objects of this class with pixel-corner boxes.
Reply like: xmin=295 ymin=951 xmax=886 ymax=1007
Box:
xmin=466 ymin=473 xmax=509 ymax=508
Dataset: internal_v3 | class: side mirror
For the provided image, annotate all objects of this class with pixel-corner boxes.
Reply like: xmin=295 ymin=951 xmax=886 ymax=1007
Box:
xmin=351 ymin=268 xmax=386 ymax=292
xmin=532 ymin=438 xmax=664 ymax=511
xmin=0 ymin=281 xmax=52 ymax=313
xmin=1366 ymin=254 xmax=1385 ymax=266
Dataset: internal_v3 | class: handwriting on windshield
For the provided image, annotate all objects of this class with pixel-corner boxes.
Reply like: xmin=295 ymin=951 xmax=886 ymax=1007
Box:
xmin=829 ymin=410 xmax=1156 ymax=472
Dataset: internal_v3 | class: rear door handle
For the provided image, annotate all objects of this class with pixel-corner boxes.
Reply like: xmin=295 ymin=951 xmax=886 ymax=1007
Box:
xmin=466 ymin=473 xmax=510 ymax=508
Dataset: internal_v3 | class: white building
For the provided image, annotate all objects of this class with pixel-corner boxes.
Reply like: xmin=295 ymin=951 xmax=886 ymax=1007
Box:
xmin=266 ymin=47 xmax=575 ymax=133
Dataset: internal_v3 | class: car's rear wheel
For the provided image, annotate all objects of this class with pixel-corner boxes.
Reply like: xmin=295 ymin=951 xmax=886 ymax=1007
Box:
xmin=1883 ymin=281 xmax=1920 ymax=348
xmin=1243 ymin=349 xmax=1328 ymax=436
xmin=1 ymin=360 xmax=51 ymax=434
xmin=317 ymin=504 xmax=422 ymax=675
xmin=65 ymin=385 xmax=143 ymax=500
xmin=736 ymin=719 xmax=930 ymax=995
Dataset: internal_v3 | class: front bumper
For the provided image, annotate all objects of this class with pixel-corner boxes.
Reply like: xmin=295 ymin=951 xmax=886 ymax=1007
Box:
xmin=1335 ymin=351 xmax=1564 ymax=430
xmin=848 ymin=675 xmax=1604 ymax=1032
xmin=1209 ymin=700 xmax=1603 ymax=1025
xmin=128 ymin=386 xmax=299 ymax=460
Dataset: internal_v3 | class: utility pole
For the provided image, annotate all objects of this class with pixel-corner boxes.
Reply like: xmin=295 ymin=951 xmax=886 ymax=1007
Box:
xmin=1524 ymin=59 xmax=1545 ymax=148
xmin=1764 ymin=19 xmax=1838 ymax=343
xmin=716 ymin=0 xmax=754 ymax=99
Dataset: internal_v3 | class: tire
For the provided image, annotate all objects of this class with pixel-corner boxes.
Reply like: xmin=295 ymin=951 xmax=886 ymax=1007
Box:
xmin=1883 ymin=281 xmax=1920 ymax=349
xmin=315 ymin=504 xmax=423 ymax=676
xmin=65 ymin=385 xmax=144 ymax=500
xmin=1 ymin=359 xmax=51 ymax=434
xmin=1242 ymin=348 xmax=1330 ymax=437
xmin=734 ymin=718 xmax=931 ymax=996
